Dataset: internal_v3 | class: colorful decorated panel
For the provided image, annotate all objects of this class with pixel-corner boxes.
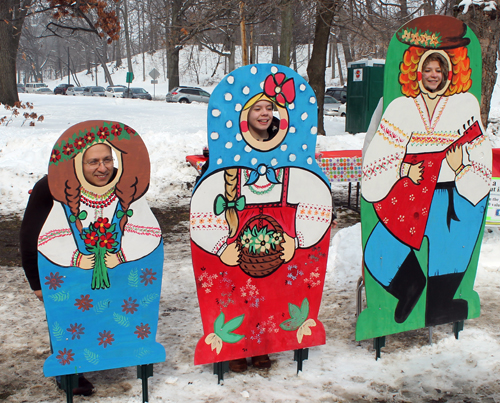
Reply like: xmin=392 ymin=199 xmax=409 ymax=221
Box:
xmin=357 ymin=16 xmax=492 ymax=340
xmin=190 ymin=64 xmax=333 ymax=365
xmin=38 ymin=121 xmax=165 ymax=376
xmin=317 ymin=150 xmax=362 ymax=183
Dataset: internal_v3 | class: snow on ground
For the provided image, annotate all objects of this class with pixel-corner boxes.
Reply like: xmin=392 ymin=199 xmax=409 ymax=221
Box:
xmin=2 ymin=57 xmax=500 ymax=401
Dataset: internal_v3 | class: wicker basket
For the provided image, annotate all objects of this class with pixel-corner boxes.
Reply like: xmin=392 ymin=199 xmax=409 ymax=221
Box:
xmin=237 ymin=214 xmax=285 ymax=278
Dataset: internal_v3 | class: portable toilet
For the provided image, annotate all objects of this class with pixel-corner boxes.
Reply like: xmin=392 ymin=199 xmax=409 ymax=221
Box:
xmin=345 ymin=58 xmax=385 ymax=134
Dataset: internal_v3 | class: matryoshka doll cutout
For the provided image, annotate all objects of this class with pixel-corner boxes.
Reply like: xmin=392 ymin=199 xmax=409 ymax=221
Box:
xmin=190 ymin=64 xmax=333 ymax=365
xmin=357 ymin=16 xmax=492 ymax=341
xmin=38 ymin=121 xmax=165 ymax=376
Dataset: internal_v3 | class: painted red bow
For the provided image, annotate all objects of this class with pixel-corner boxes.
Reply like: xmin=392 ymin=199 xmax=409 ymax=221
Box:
xmin=263 ymin=73 xmax=295 ymax=106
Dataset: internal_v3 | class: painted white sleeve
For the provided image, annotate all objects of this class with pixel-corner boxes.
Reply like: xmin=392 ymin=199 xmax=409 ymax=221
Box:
xmin=190 ymin=171 xmax=230 ymax=255
xmin=121 ymin=197 xmax=162 ymax=261
xmin=38 ymin=202 xmax=78 ymax=267
xmin=287 ymin=169 xmax=332 ymax=248
xmin=362 ymin=100 xmax=411 ymax=202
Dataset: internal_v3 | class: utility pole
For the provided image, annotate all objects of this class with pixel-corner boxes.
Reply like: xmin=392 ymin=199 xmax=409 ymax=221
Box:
xmin=240 ymin=1 xmax=248 ymax=66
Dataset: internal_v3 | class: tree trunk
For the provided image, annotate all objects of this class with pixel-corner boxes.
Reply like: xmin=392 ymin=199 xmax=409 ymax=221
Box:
xmin=307 ymin=0 xmax=340 ymax=135
xmin=167 ymin=0 xmax=182 ymax=89
xmin=271 ymin=18 xmax=279 ymax=64
xmin=454 ymin=3 xmax=500 ymax=128
xmin=240 ymin=2 xmax=248 ymax=66
xmin=122 ymin=0 xmax=133 ymax=77
xmin=0 ymin=0 xmax=31 ymax=106
xmin=115 ymin=3 xmax=122 ymax=67
xmin=279 ymin=0 xmax=294 ymax=66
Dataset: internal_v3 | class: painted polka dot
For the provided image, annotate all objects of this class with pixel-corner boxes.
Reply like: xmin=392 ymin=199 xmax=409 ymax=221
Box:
xmin=243 ymin=86 xmax=250 ymax=95
xmin=227 ymin=76 xmax=234 ymax=84
xmin=235 ymin=133 xmax=242 ymax=141
xmin=217 ymin=158 xmax=223 ymax=165
xmin=281 ymin=144 xmax=287 ymax=151
xmin=289 ymin=103 xmax=295 ymax=110
xmin=234 ymin=155 xmax=241 ymax=162
xmin=309 ymin=97 xmax=316 ymax=104
xmin=226 ymin=120 xmax=233 ymax=128
xmin=311 ymin=126 xmax=318 ymax=134
xmin=251 ymin=66 xmax=258 ymax=74
xmin=245 ymin=145 xmax=252 ymax=153
xmin=289 ymin=154 xmax=296 ymax=162
xmin=271 ymin=66 xmax=278 ymax=74
xmin=300 ymin=84 xmax=306 ymax=91
xmin=212 ymin=109 xmax=221 ymax=117
xmin=210 ymin=132 xmax=219 ymax=140
xmin=271 ymin=158 xmax=278 ymax=166
xmin=289 ymin=126 xmax=296 ymax=133
xmin=307 ymin=157 xmax=313 ymax=164
xmin=225 ymin=142 xmax=233 ymax=149
xmin=302 ymin=144 xmax=308 ymax=150
xmin=235 ymin=103 xmax=242 ymax=112
xmin=251 ymin=158 xmax=258 ymax=165
xmin=301 ymin=112 xmax=308 ymax=121
xmin=224 ymin=93 xmax=233 ymax=101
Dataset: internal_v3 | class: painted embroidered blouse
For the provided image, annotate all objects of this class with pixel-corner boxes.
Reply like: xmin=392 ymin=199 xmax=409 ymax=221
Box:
xmin=38 ymin=186 xmax=162 ymax=267
xmin=362 ymin=92 xmax=491 ymax=206
xmin=190 ymin=167 xmax=332 ymax=255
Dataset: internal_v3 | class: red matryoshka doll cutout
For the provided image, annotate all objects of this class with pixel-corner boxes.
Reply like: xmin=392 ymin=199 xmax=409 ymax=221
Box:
xmin=38 ymin=121 xmax=165 ymax=376
xmin=190 ymin=64 xmax=333 ymax=366
xmin=357 ymin=16 xmax=492 ymax=341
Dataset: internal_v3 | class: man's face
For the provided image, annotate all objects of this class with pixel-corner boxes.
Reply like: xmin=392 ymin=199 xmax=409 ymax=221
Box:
xmin=82 ymin=144 xmax=114 ymax=187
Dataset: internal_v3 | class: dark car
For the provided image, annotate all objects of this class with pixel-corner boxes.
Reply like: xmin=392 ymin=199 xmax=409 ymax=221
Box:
xmin=165 ymin=86 xmax=210 ymax=103
xmin=122 ymin=87 xmax=152 ymax=100
xmin=54 ymin=83 xmax=75 ymax=95
xmin=325 ymin=86 xmax=347 ymax=104
xmin=17 ymin=83 xmax=25 ymax=93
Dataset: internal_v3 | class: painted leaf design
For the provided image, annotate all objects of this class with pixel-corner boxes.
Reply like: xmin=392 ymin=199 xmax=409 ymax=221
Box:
xmin=128 ymin=269 xmax=139 ymax=287
xmin=213 ymin=312 xmax=245 ymax=344
xmin=141 ymin=293 xmax=159 ymax=307
xmin=84 ymin=349 xmax=99 ymax=365
xmin=288 ymin=302 xmax=301 ymax=319
xmin=280 ymin=298 xmax=310 ymax=331
xmin=49 ymin=291 xmax=69 ymax=302
xmin=93 ymin=299 xmax=111 ymax=313
xmin=52 ymin=322 xmax=64 ymax=341
xmin=134 ymin=348 xmax=150 ymax=358
xmin=113 ymin=312 xmax=130 ymax=327
xmin=221 ymin=314 xmax=244 ymax=333
xmin=213 ymin=312 xmax=225 ymax=333
xmin=279 ymin=317 xmax=301 ymax=331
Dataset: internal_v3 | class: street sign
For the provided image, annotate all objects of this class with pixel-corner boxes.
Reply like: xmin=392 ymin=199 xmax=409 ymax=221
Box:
xmin=149 ymin=68 xmax=160 ymax=80
xmin=126 ymin=72 xmax=134 ymax=84
xmin=151 ymin=80 xmax=158 ymax=84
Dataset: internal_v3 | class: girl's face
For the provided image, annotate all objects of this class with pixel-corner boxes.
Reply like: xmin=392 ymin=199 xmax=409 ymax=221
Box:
xmin=422 ymin=60 xmax=443 ymax=93
xmin=248 ymin=100 xmax=273 ymax=139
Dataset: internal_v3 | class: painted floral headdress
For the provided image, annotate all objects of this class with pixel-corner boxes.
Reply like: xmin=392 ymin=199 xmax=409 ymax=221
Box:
xmin=49 ymin=122 xmax=136 ymax=166
xmin=263 ymin=73 xmax=295 ymax=107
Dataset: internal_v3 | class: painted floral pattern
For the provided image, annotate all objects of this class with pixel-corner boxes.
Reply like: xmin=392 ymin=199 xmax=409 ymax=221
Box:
xmin=140 ymin=268 xmax=157 ymax=286
xmin=45 ymin=272 xmax=64 ymax=290
xmin=134 ymin=323 xmax=151 ymax=339
xmin=67 ymin=323 xmax=85 ymax=340
xmin=74 ymin=294 xmax=93 ymax=312
xmin=56 ymin=348 xmax=74 ymax=365
xmin=97 ymin=330 xmax=115 ymax=348
xmin=121 ymin=297 xmax=139 ymax=314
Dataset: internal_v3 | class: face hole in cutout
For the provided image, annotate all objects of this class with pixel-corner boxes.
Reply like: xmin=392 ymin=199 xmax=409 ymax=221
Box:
xmin=240 ymin=95 xmax=290 ymax=152
xmin=418 ymin=50 xmax=452 ymax=97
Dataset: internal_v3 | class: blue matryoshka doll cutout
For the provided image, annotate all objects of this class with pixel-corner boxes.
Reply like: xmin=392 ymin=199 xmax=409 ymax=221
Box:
xmin=190 ymin=64 xmax=333 ymax=365
xmin=357 ymin=15 xmax=492 ymax=341
xmin=38 ymin=120 xmax=165 ymax=375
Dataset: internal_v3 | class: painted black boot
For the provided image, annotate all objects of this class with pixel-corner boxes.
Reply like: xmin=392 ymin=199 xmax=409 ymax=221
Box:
xmin=425 ymin=272 xmax=468 ymax=327
xmin=385 ymin=251 xmax=426 ymax=324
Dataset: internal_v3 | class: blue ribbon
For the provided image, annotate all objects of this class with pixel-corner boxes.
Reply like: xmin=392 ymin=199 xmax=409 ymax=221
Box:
xmin=245 ymin=164 xmax=280 ymax=186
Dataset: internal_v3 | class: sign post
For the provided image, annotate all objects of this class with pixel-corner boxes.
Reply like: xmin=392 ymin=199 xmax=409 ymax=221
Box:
xmin=149 ymin=68 xmax=160 ymax=99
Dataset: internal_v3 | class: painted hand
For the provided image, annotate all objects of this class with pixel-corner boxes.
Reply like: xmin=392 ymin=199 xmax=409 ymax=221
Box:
xmin=79 ymin=253 xmax=95 ymax=270
xmin=220 ymin=242 xmax=240 ymax=266
xmin=104 ymin=251 xmax=120 ymax=268
xmin=280 ymin=233 xmax=296 ymax=263
xmin=408 ymin=161 xmax=424 ymax=184
xmin=446 ymin=144 xmax=464 ymax=172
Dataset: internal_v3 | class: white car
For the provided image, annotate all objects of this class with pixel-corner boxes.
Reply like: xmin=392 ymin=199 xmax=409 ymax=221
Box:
xmin=105 ymin=86 xmax=126 ymax=98
xmin=323 ymin=95 xmax=342 ymax=116
xmin=82 ymin=86 xmax=106 ymax=97
xmin=35 ymin=87 xmax=53 ymax=94
xmin=67 ymin=87 xmax=84 ymax=96
xmin=25 ymin=83 xmax=48 ymax=93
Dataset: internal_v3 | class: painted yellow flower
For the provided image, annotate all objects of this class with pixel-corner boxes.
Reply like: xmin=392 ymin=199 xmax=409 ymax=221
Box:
xmin=241 ymin=232 xmax=254 ymax=249
xmin=297 ymin=319 xmax=316 ymax=343
xmin=205 ymin=333 xmax=223 ymax=354
xmin=256 ymin=233 xmax=271 ymax=254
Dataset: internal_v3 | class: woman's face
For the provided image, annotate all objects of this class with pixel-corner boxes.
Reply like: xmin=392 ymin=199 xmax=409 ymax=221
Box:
xmin=248 ymin=100 xmax=273 ymax=139
xmin=422 ymin=60 xmax=443 ymax=93
xmin=82 ymin=143 xmax=114 ymax=187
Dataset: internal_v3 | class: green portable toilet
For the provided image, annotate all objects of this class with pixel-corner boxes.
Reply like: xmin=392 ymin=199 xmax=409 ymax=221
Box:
xmin=345 ymin=58 xmax=385 ymax=134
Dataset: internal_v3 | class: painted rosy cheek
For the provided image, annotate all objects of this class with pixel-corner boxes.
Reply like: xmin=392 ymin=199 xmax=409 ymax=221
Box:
xmin=280 ymin=119 xmax=288 ymax=130
xmin=240 ymin=121 xmax=248 ymax=132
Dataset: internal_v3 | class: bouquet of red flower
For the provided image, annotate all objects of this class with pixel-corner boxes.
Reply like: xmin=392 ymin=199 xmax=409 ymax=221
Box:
xmin=81 ymin=217 xmax=117 ymax=290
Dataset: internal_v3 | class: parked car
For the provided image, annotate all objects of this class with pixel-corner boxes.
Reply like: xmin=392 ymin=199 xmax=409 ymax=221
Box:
xmin=325 ymin=86 xmax=347 ymax=104
xmin=338 ymin=103 xmax=346 ymax=117
xmin=165 ymin=86 xmax=210 ymax=103
xmin=67 ymin=86 xmax=84 ymax=96
xmin=17 ymin=83 xmax=25 ymax=93
xmin=25 ymin=82 xmax=48 ymax=93
xmin=35 ymin=87 xmax=53 ymax=94
xmin=323 ymin=95 xmax=342 ymax=116
xmin=54 ymin=83 xmax=74 ymax=95
xmin=121 ymin=87 xmax=152 ymax=100
xmin=105 ymin=86 xmax=126 ymax=98
xmin=82 ymin=86 xmax=106 ymax=97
